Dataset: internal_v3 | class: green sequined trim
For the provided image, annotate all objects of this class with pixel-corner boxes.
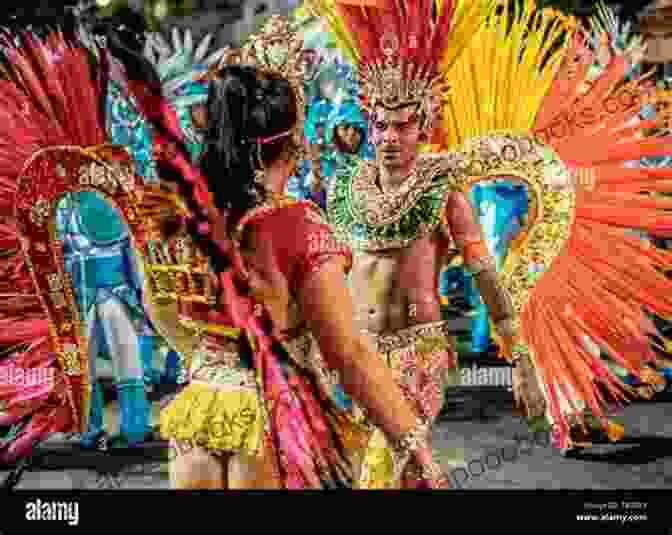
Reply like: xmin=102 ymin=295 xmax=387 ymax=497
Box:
xmin=327 ymin=161 xmax=452 ymax=251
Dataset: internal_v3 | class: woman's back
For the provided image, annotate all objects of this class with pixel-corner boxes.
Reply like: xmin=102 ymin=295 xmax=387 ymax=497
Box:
xmin=236 ymin=200 xmax=351 ymax=336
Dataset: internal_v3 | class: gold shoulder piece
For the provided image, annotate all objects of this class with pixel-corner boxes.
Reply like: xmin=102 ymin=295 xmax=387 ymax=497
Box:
xmin=450 ymin=132 xmax=576 ymax=339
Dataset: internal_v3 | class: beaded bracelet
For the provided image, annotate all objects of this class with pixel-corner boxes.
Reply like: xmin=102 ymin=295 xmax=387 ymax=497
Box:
xmin=391 ymin=417 xmax=431 ymax=457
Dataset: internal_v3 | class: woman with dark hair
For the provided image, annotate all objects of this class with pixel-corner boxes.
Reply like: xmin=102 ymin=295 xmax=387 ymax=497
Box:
xmin=159 ymin=20 xmax=448 ymax=490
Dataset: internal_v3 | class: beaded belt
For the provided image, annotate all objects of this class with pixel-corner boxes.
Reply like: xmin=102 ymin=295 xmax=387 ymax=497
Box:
xmin=185 ymin=321 xmax=257 ymax=389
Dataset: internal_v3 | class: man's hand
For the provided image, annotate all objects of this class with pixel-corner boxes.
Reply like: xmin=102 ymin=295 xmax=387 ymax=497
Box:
xmin=496 ymin=330 xmax=546 ymax=419
xmin=512 ymin=354 xmax=546 ymax=419
xmin=496 ymin=331 xmax=514 ymax=362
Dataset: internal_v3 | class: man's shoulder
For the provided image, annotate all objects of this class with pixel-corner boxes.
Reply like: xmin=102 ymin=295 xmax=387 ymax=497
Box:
xmin=417 ymin=152 xmax=465 ymax=178
xmin=416 ymin=153 xmax=469 ymax=200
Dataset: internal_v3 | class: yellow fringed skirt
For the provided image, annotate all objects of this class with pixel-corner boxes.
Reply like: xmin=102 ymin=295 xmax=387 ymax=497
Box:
xmin=160 ymin=382 xmax=265 ymax=456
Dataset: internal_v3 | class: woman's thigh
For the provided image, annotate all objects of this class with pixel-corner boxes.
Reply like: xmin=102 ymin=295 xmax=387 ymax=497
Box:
xmin=169 ymin=439 xmax=282 ymax=489
xmin=169 ymin=440 xmax=226 ymax=489
xmin=227 ymin=445 xmax=282 ymax=490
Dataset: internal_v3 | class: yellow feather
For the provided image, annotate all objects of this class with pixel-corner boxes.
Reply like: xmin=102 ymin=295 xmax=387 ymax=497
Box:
xmin=304 ymin=0 xmax=360 ymax=63
xmin=440 ymin=0 xmax=499 ymax=73
xmin=439 ymin=2 xmax=573 ymax=149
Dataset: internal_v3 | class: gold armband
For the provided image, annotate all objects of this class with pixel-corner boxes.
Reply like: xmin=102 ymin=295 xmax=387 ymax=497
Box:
xmin=461 ymin=240 xmax=495 ymax=274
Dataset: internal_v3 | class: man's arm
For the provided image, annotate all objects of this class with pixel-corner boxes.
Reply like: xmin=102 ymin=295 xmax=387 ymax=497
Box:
xmin=442 ymin=191 xmax=515 ymax=356
xmin=443 ymin=191 xmax=546 ymax=416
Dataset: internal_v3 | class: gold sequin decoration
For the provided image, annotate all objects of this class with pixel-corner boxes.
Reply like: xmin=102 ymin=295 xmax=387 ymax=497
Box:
xmin=457 ymin=132 xmax=576 ymax=361
xmin=61 ymin=343 xmax=82 ymax=375
xmin=30 ymin=198 xmax=50 ymax=227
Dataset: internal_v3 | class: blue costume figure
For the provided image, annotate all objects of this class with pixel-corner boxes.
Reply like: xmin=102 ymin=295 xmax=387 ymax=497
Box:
xmin=310 ymin=97 xmax=374 ymax=209
xmin=296 ymin=16 xmax=374 ymax=208
xmin=302 ymin=65 xmax=374 ymax=208
xmin=46 ymin=28 xmax=224 ymax=448
xmin=42 ymin=49 xmax=163 ymax=449
xmin=47 ymin=54 xmax=172 ymax=448
xmin=55 ymin=191 xmax=158 ymax=447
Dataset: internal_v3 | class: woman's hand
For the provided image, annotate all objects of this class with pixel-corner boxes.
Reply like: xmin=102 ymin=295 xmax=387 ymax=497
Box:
xmin=410 ymin=444 xmax=452 ymax=489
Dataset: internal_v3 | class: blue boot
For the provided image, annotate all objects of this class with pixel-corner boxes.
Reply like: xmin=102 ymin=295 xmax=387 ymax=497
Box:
xmin=472 ymin=303 xmax=491 ymax=354
xmin=465 ymin=273 xmax=490 ymax=353
xmin=116 ymin=378 xmax=150 ymax=446
xmin=163 ymin=349 xmax=180 ymax=385
xmin=139 ymin=334 xmax=162 ymax=386
xmin=80 ymin=381 xmax=105 ymax=448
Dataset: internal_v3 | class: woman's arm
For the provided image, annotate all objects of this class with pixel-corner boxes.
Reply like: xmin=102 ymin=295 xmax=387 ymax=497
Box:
xmin=298 ymin=258 xmax=441 ymax=480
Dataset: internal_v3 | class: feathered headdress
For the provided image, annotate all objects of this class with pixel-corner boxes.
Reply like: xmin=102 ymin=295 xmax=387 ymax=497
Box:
xmin=143 ymin=28 xmax=226 ymax=161
xmin=305 ymin=0 xmax=497 ymax=131
xmin=433 ymin=1 xmax=672 ymax=449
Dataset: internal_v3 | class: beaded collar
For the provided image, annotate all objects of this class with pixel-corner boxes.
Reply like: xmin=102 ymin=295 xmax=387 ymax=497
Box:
xmin=328 ymin=155 xmax=459 ymax=251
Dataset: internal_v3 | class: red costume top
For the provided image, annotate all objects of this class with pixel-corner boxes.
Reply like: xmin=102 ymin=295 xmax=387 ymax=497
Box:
xmin=182 ymin=200 xmax=352 ymax=334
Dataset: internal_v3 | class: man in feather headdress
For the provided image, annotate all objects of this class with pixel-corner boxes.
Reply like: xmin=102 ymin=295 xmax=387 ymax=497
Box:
xmin=309 ymin=0 xmax=546 ymax=488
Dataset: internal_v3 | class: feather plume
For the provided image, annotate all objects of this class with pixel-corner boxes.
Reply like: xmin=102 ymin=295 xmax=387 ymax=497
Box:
xmin=434 ymin=3 xmax=672 ymax=449
xmin=0 ymin=28 xmax=105 ymax=463
xmin=306 ymin=0 xmax=495 ymax=122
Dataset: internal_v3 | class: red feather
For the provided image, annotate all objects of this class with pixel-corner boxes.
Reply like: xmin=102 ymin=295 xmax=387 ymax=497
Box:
xmin=0 ymin=29 xmax=106 ymax=463
xmin=334 ymin=1 xmax=459 ymax=81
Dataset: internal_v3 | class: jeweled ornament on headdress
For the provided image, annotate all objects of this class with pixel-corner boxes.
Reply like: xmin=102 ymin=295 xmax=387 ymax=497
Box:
xmin=205 ymin=16 xmax=306 ymax=160
xmin=361 ymin=31 xmax=441 ymax=122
